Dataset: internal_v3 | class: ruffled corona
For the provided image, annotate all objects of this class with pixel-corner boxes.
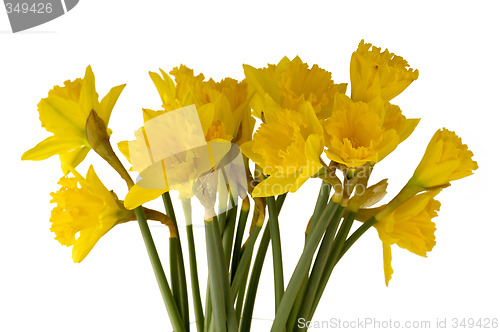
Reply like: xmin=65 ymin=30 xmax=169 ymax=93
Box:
xmin=50 ymin=166 xmax=134 ymax=263
xmin=148 ymin=66 xmax=254 ymax=145
xmin=350 ymin=40 xmax=419 ymax=102
xmin=373 ymin=190 xmax=441 ymax=285
xmin=323 ymin=97 xmax=419 ymax=168
xmin=120 ymin=67 xmax=253 ymax=208
xmin=243 ymin=56 xmax=347 ymax=120
xmin=410 ymin=128 xmax=478 ymax=189
xmin=240 ymin=102 xmax=324 ymax=197
xmin=21 ymin=66 xmax=126 ymax=174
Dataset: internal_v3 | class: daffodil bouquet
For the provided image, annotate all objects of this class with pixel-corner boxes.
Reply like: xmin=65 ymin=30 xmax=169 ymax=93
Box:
xmin=22 ymin=41 xmax=477 ymax=332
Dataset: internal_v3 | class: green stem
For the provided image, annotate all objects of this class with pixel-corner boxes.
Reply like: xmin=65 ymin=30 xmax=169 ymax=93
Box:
xmin=341 ymin=216 xmax=377 ymax=258
xmin=304 ymin=217 xmax=378 ymax=324
xmin=222 ymin=202 xmax=238 ymax=270
xmin=270 ymin=200 xmax=340 ymax=332
xmin=230 ymin=200 xmax=250 ymax=282
xmin=169 ymin=236 xmax=182 ymax=317
xmin=218 ymin=191 xmax=229 ymax=232
xmin=134 ymin=206 xmax=185 ymax=332
xmin=239 ymin=193 xmax=287 ymax=332
xmin=287 ymin=182 xmax=332 ymax=331
xmin=276 ymin=193 xmax=287 ymax=211
xmin=239 ymin=224 xmax=270 ymax=332
xmin=287 ymin=235 xmax=308 ymax=332
xmin=212 ymin=216 xmax=238 ymax=332
xmin=307 ymin=181 xmax=332 ymax=238
xmin=205 ymin=218 xmax=227 ymax=332
xmin=296 ymin=206 xmax=346 ymax=328
xmin=182 ymin=199 xmax=204 ymax=332
xmin=162 ymin=193 xmax=189 ymax=331
xmin=204 ymin=284 xmax=211 ymax=332
xmin=309 ymin=209 xmax=358 ymax=319
xmin=230 ymin=225 xmax=262 ymax=301
xmin=235 ymin=251 xmax=250 ymax=323
xmin=267 ymin=196 xmax=284 ymax=312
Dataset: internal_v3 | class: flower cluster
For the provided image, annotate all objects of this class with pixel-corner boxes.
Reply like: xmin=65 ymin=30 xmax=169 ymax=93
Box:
xmin=22 ymin=40 xmax=477 ymax=332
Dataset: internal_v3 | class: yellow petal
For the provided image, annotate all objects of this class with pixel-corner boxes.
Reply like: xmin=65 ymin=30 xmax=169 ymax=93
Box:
xmin=214 ymin=95 xmax=236 ymax=138
xmin=142 ymin=108 xmax=166 ymax=122
xmin=59 ymin=147 xmax=91 ymax=175
xmin=382 ymin=243 xmax=393 ymax=286
xmin=72 ymin=225 xmax=111 ymax=263
xmin=240 ymin=140 xmax=266 ymax=167
xmin=374 ymin=129 xmax=400 ymax=162
xmin=243 ymin=64 xmax=281 ymax=104
xmin=150 ymin=70 xmax=176 ymax=108
xmin=252 ymin=173 xmax=301 ymax=197
xmin=117 ymin=140 xmax=133 ymax=170
xmin=304 ymin=134 xmax=323 ymax=168
xmin=79 ymin=66 xmax=99 ymax=117
xmin=124 ymin=184 xmax=167 ymax=210
xmin=22 ymin=137 xmax=83 ymax=161
xmin=99 ymin=84 xmax=126 ymax=125
xmin=84 ymin=165 xmax=113 ymax=199
xmin=198 ymin=103 xmax=216 ymax=136
xmin=39 ymin=95 xmax=87 ymax=139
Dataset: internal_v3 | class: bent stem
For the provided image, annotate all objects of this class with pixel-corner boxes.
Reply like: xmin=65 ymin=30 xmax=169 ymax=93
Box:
xmin=134 ymin=206 xmax=185 ymax=332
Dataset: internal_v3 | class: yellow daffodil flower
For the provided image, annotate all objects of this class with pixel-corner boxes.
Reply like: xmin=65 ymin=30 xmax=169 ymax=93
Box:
xmin=240 ymin=101 xmax=324 ymax=197
xmin=118 ymin=67 xmax=254 ymax=209
xmin=243 ymin=56 xmax=347 ymax=120
xmin=148 ymin=65 xmax=254 ymax=145
xmin=409 ymin=128 xmax=478 ymax=189
xmin=373 ymin=190 xmax=441 ymax=286
xmin=21 ymin=66 xmax=126 ymax=174
xmin=323 ymin=97 xmax=419 ymax=168
xmin=50 ymin=165 xmax=134 ymax=263
xmin=350 ymin=40 xmax=419 ymax=103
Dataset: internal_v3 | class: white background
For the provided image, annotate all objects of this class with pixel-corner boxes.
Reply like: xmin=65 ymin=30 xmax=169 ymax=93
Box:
xmin=1 ymin=1 xmax=499 ymax=331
